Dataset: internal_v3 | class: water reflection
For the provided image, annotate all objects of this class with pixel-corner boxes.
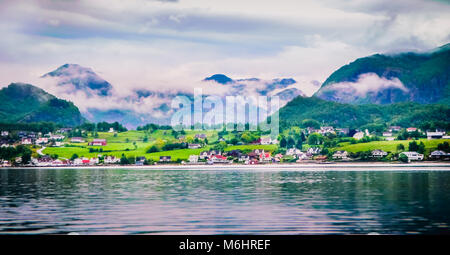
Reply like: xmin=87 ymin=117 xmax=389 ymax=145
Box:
xmin=0 ymin=168 xmax=449 ymax=234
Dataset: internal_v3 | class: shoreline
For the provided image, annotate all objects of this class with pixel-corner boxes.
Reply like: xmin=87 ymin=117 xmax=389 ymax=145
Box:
xmin=3 ymin=161 xmax=450 ymax=171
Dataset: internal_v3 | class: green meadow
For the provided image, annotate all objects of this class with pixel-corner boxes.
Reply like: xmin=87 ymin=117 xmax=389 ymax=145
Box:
xmin=334 ymin=139 xmax=449 ymax=154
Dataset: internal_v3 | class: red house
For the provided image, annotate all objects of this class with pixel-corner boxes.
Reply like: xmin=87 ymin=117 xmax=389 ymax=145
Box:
xmin=89 ymin=139 xmax=107 ymax=146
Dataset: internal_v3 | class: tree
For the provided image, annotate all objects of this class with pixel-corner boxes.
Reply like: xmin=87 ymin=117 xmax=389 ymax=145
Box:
xmin=418 ymin=142 xmax=426 ymax=154
xmin=399 ymin=153 xmax=409 ymax=163
xmin=408 ymin=141 xmax=419 ymax=152
xmin=120 ymin=154 xmax=129 ymax=165
xmin=280 ymin=137 xmax=287 ymax=148
xmin=295 ymin=139 xmax=303 ymax=150
xmin=146 ymin=145 xmax=160 ymax=153
xmin=70 ymin=153 xmax=79 ymax=160
xmin=307 ymin=133 xmax=323 ymax=145
xmin=397 ymin=144 xmax=405 ymax=152
xmin=287 ymin=137 xmax=295 ymax=148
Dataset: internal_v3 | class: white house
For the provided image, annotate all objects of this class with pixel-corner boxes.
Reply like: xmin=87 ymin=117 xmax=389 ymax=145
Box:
xmin=188 ymin=143 xmax=202 ymax=149
xmin=427 ymin=131 xmax=444 ymax=140
xmin=371 ymin=149 xmax=388 ymax=158
xmin=21 ymin=138 xmax=32 ymax=145
xmin=260 ymin=136 xmax=272 ymax=145
xmin=1 ymin=131 xmax=9 ymax=136
xmin=383 ymin=132 xmax=393 ymax=137
xmin=353 ymin=131 xmax=365 ymax=140
xmin=35 ymin=137 xmax=49 ymax=145
xmin=306 ymin=147 xmax=321 ymax=155
xmin=286 ymin=148 xmax=302 ymax=156
xmin=104 ymin=156 xmax=120 ymax=164
xmin=332 ymin=151 xmax=349 ymax=160
xmin=400 ymin=152 xmax=424 ymax=161
xmin=188 ymin=155 xmax=199 ymax=163
xmin=71 ymin=137 xmax=85 ymax=143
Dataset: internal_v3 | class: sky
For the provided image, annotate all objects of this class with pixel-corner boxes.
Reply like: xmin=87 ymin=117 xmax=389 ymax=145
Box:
xmin=0 ymin=0 xmax=449 ymax=97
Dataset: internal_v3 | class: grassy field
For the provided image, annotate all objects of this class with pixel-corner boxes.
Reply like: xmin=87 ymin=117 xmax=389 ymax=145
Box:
xmin=334 ymin=139 xmax=449 ymax=153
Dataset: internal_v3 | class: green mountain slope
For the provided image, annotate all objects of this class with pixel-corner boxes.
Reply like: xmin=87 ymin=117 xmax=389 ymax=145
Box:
xmin=314 ymin=43 xmax=450 ymax=104
xmin=0 ymin=83 xmax=85 ymax=126
xmin=278 ymin=96 xmax=450 ymax=130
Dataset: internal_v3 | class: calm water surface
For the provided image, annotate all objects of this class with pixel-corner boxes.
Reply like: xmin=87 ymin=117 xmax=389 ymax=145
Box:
xmin=1 ymin=168 xmax=450 ymax=234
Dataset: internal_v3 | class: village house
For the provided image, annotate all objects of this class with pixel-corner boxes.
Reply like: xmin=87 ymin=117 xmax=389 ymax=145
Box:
xmin=383 ymin=132 xmax=392 ymax=137
xmin=430 ymin=150 xmax=449 ymax=160
xmin=71 ymin=137 xmax=85 ymax=143
xmin=335 ymin=128 xmax=349 ymax=136
xmin=135 ymin=157 xmax=146 ymax=166
xmin=306 ymin=147 xmax=321 ymax=155
xmin=406 ymin=127 xmax=418 ymax=132
xmin=50 ymin=134 xmax=65 ymax=140
xmin=21 ymin=138 xmax=32 ymax=145
xmin=1 ymin=160 xmax=11 ymax=167
xmin=35 ymin=137 xmax=49 ymax=145
xmin=57 ymin=128 xmax=72 ymax=133
xmin=427 ymin=131 xmax=445 ymax=140
xmin=371 ymin=149 xmax=388 ymax=158
xmin=89 ymin=139 xmax=107 ymax=146
xmin=239 ymin=154 xmax=250 ymax=163
xmin=188 ymin=143 xmax=202 ymax=149
xmin=389 ymin=126 xmax=402 ymax=132
xmin=1 ymin=131 xmax=9 ymax=136
xmin=104 ymin=156 xmax=120 ymax=164
xmin=286 ymin=148 xmax=302 ymax=156
xmin=260 ymin=136 xmax=272 ymax=145
xmin=194 ymin=133 xmax=207 ymax=139
xmin=159 ymin=156 xmax=171 ymax=162
xmin=209 ymin=155 xmax=230 ymax=164
xmin=108 ymin=128 xmax=114 ymax=133
xmin=332 ymin=151 xmax=349 ymax=160
xmin=353 ymin=131 xmax=365 ymax=140
xmin=188 ymin=155 xmax=199 ymax=163
xmin=400 ymin=152 xmax=424 ymax=161
xmin=319 ymin=126 xmax=335 ymax=135
xmin=259 ymin=152 xmax=272 ymax=163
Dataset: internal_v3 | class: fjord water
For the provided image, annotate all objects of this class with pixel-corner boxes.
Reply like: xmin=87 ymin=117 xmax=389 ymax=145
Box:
xmin=1 ymin=168 xmax=450 ymax=234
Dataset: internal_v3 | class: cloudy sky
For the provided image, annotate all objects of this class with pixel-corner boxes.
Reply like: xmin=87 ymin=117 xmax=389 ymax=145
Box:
xmin=0 ymin=0 xmax=449 ymax=96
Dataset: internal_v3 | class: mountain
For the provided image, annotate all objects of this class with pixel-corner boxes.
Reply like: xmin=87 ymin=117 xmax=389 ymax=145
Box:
xmin=314 ymin=43 xmax=450 ymax=104
xmin=0 ymin=83 xmax=84 ymax=126
xmin=204 ymin=74 xmax=233 ymax=84
xmin=42 ymin=64 xmax=113 ymax=97
xmin=203 ymin=74 xmax=305 ymax=101
xmin=278 ymin=96 xmax=450 ymax=131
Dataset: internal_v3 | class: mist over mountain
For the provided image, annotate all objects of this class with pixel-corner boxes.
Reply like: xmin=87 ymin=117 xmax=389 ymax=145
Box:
xmin=314 ymin=43 xmax=450 ymax=104
xmin=42 ymin=64 xmax=113 ymax=97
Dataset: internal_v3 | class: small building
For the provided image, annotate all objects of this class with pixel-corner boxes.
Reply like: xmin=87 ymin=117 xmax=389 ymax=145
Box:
xmin=407 ymin=127 xmax=418 ymax=133
xmin=188 ymin=155 xmax=199 ymax=163
xmin=104 ymin=156 xmax=120 ymax=164
xmin=286 ymin=148 xmax=302 ymax=156
xmin=371 ymin=149 xmax=388 ymax=158
xmin=1 ymin=131 xmax=9 ymax=137
xmin=430 ymin=150 xmax=449 ymax=160
xmin=108 ymin=128 xmax=114 ymax=133
xmin=259 ymin=152 xmax=272 ymax=162
xmin=188 ymin=143 xmax=202 ymax=149
xmin=194 ymin=134 xmax=207 ymax=139
xmin=89 ymin=139 xmax=107 ymax=146
xmin=35 ymin=137 xmax=49 ymax=145
xmin=383 ymin=132 xmax=393 ymax=137
xmin=389 ymin=126 xmax=402 ymax=132
xmin=400 ymin=152 xmax=424 ymax=161
xmin=136 ymin=157 xmax=146 ymax=166
xmin=306 ymin=147 xmax=321 ymax=155
xmin=336 ymin=128 xmax=349 ymax=136
xmin=50 ymin=135 xmax=65 ymax=140
xmin=332 ymin=151 xmax=349 ymax=160
xmin=21 ymin=138 xmax=32 ymax=145
xmin=159 ymin=156 xmax=171 ymax=162
xmin=71 ymin=137 xmax=85 ymax=143
xmin=427 ymin=131 xmax=444 ymax=140
xmin=353 ymin=131 xmax=365 ymax=140
xmin=260 ymin=136 xmax=272 ymax=145
xmin=210 ymin=155 xmax=229 ymax=164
